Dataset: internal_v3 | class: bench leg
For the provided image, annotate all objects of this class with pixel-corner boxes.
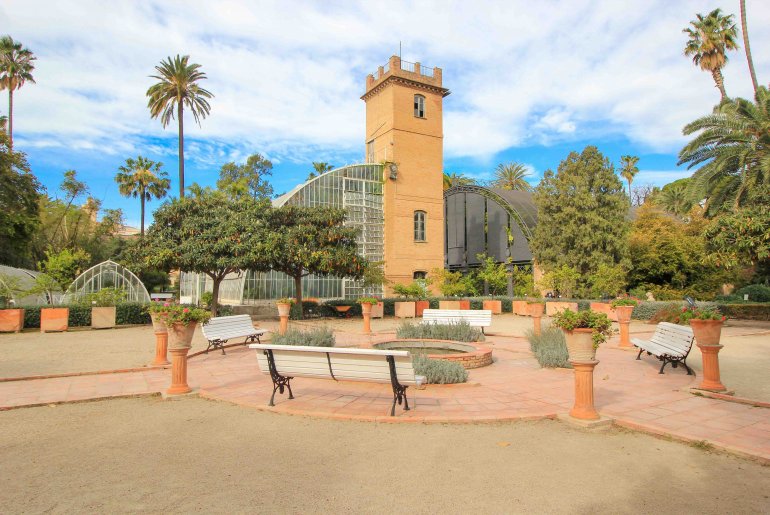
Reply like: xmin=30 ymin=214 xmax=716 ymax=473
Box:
xmin=269 ymin=376 xmax=294 ymax=406
xmin=659 ymin=358 xmax=669 ymax=374
xmin=682 ymin=358 xmax=695 ymax=376
xmin=636 ymin=348 xmax=644 ymax=360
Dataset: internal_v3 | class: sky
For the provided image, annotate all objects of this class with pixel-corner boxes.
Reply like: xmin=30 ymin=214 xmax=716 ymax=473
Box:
xmin=3 ymin=0 xmax=770 ymax=228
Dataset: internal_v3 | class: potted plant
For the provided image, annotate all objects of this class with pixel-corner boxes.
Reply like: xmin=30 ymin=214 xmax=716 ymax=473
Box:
xmin=0 ymin=274 xmax=25 ymax=333
xmin=610 ymin=298 xmax=638 ymax=347
xmin=482 ymin=297 xmax=502 ymax=314
xmin=680 ymin=306 xmax=727 ymax=346
xmin=276 ymin=298 xmax=295 ymax=318
xmin=87 ymin=287 xmax=126 ymax=329
xmin=358 ymin=297 xmax=379 ymax=334
xmin=552 ymin=309 xmax=613 ymax=361
xmin=526 ymin=299 xmax=545 ymax=317
xmin=160 ymin=305 xmax=212 ymax=349
xmin=392 ymin=283 xmax=418 ymax=318
xmin=145 ymin=302 xmax=172 ymax=366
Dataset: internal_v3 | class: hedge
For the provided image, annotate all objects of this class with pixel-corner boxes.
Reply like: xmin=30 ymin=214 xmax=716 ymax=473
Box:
xmin=18 ymin=303 xmax=151 ymax=328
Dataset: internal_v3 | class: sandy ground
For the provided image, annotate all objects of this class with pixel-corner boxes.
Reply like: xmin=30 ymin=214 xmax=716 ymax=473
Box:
xmin=1 ymin=316 xmax=768 ymax=402
xmin=0 ymin=396 xmax=767 ymax=514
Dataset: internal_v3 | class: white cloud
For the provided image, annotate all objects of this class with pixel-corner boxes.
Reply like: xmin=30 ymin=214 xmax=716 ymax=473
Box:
xmin=634 ymin=169 xmax=694 ymax=187
xmin=3 ymin=0 xmax=770 ymax=164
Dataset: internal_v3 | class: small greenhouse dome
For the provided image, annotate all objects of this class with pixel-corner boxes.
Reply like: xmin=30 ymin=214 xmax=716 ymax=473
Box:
xmin=0 ymin=264 xmax=49 ymax=306
xmin=62 ymin=260 xmax=151 ymax=304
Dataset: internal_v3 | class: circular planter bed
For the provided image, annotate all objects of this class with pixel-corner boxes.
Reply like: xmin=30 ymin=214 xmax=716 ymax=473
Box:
xmin=372 ymin=339 xmax=493 ymax=369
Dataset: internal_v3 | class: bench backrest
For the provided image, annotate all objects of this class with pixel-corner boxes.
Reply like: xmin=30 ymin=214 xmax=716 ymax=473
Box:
xmin=422 ymin=309 xmax=492 ymax=327
xmin=651 ymin=322 xmax=695 ymax=354
xmin=249 ymin=344 xmax=419 ymax=385
xmin=202 ymin=314 xmax=259 ymax=339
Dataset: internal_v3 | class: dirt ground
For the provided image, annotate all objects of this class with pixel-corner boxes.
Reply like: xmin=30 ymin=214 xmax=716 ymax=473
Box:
xmin=0 ymin=396 xmax=767 ymax=514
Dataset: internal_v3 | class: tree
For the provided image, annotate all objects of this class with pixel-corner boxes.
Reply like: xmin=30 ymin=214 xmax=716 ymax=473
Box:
xmin=0 ymin=124 xmax=40 ymax=267
xmin=0 ymin=36 xmax=36 ymax=151
xmin=307 ymin=161 xmax=333 ymax=181
xmin=619 ymin=155 xmax=639 ymax=201
xmin=216 ymin=153 xmax=273 ymax=200
xmin=136 ymin=192 xmax=271 ymax=315
xmin=475 ymin=254 xmax=509 ymax=295
xmin=740 ymin=0 xmax=759 ymax=94
xmin=38 ymin=248 xmax=91 ymax=293
xmin=656 ymin=178 xmax=694 ymax=218
xmin=258 ymin=205 xmax=365 ymax=318
xmin=115 ymin=156 xmax=170 ymax=237
xmin=631 ymin=183 xmax=657 ymax=207
xmin=442 ymin=172 xmax=474 ymax=190
xmin=531 ymin=146 xmax=629 ymax=296
xmin=429 ymin=267 xmax=478 ymax=297
xmin=492 ymin=162 xmax=532 ymax=192
xmin=146 ymin=55 xmax=213 ymax=198
xmin=683 ymin=8 xmax=739 ymax=101
xmin=678 ymin=87 xmax=770 ymax=216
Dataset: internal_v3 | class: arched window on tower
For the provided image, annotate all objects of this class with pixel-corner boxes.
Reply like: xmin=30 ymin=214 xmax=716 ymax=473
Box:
xmin=414 ymin=94 xmax=425 ymax=118
xmin=414 ymin=210 xmax=426 ymax=241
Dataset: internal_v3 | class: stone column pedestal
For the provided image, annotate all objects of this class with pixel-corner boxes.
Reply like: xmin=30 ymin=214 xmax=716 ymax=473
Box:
xmin=569 ymin=360 xmax=600 ymax=420
xmin=279 ymin=315 xmax=289 ymax=335
xmin=532 ymin=316 xmax=542 ymax=336
xmin=361 ymin=304 xmax=372 ymax=334
xmin=152 ymin=331 xmax=170 ymax=366
xmin=615 ymin=306 xmax=633 ymax=348
xmin=167 ymin=348 xmax=192 ymax=395
xmin=697 ymin=344 xmax=727 ymax=392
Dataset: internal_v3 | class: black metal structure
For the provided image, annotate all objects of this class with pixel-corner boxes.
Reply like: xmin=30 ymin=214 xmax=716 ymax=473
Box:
xmin=386 ymin=355 xmax=410 ymax=416
xmin=205 ymin=333 xmax=261 ymax=356
xmin=264 ymin=349 xmax=294 ymax=406
xmin=636 ymin=347 xmax=695 ymax=375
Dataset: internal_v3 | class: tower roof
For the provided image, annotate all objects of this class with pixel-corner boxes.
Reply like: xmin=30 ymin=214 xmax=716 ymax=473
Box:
xmin=362 ymin=55 xmax=450 ymax=101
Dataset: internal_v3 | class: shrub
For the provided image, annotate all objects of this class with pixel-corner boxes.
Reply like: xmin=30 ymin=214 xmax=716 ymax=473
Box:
xmin=117 ymin=303 xmax=152 ymax=325
xmin=718 ymin=303 xmax=770 ymax=321
xmin=216 ymin=304 xmax=235 ymax=317
xmin=290 ymin=300 xmax=335 ymax=319
xmin=321 ymin=299 xmax=361 ymax=317
xmin=412 ymin=355 xmax=468 ymax=384
xmin=735 ymin=284 xmax=770 ymax=303
xmin=271 ymin=326 xmax=335 ymax=347
xmin=551 ymin=309 xmax=613 ymax=347
xmin=19 ymin=303 xmax=150 ymax=328
xmin=526 ymin=326 xmax=571 ymax=368
xmin=396 ymin=320 xmax=484 ymax=342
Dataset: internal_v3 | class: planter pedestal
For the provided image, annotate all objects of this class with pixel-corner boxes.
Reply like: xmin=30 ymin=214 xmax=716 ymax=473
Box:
xmin=569 ymin=360 xmax=600 ymax=420
xmin=527 ymin=303 xmax=545 ymax=336
xmin=615 ymin=306 xmax=634 ymax=348
xmin=361 ymin=304 xmax=372 ymax=334
xmin=697 ymin=344 xmax=727 ymax=392
xmin=167 ymin=347 xmax=192 ymax=395
xmin=153 ymin=331 xmax=170 ymax=366
xmin=276 ymin=303 xmax=291 ymax=335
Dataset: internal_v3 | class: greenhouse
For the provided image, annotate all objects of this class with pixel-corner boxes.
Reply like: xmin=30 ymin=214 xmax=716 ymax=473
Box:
xmin=179 ymin=163 xmax=385 ymax=304
xmin=0 ymin=264 xmax=49 ymax=306
xmin=62 ymin=260 xmax=151 ymax=304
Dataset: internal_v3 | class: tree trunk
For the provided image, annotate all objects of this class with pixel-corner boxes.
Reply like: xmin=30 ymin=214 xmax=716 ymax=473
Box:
xmin=210 ymin=275 xmax=221 ymax=316
xmin=8 ymin=89 xmax=13 ymax=152
xmin=293 ymin=275 xmax=304 ymax=319
xmin=140 ymin=190 xmax=146 ymax=237
xmin=712 ymin=68 xmax=727 ymax=100
xmin=178 ymin=102 xmax=184 ymax=198
xmin=740 ymin=0 xmax=759 ymax=95
xmin=627 ymin=179 xmax=632 ymax=203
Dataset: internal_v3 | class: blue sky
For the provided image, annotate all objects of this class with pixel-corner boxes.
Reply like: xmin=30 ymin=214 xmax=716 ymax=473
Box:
xmin=4 ymin=0 xmax=770 ymax=227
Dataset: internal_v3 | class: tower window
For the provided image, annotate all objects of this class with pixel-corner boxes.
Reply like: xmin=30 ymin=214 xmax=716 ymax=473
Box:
xmin=367 ymin=140 xmax=375 ymax=163
xmin=414 ymin=94 xmax=425 ymax=118
xmin=414 ymin=210 xmax=426 ymax=241
xmin=413 ymin=271 xmax=427 ymax=280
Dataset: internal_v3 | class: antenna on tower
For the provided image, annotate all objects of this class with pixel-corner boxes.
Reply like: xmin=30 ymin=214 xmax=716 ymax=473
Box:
xmin=399 ymin=41 xmax=401 ymax=59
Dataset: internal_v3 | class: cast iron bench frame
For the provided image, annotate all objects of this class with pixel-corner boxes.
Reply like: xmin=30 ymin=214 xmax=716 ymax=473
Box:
xmin=201 ymin=314 xmax=265 ymax=355
xmin=631 ymin=321 xmax=695 ymax=375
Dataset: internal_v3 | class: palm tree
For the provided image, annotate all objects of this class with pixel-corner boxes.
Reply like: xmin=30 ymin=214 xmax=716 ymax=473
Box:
xmin=307 ymin=161 xmax=333 ymax=180
xmin=678 ymin=86 xmax=770 ymax=216
xmin=0 ymin=36 xmax=36 ymax=151
xmin=740 ymin=0 xmax=759 ymax=94
xmin=146 ymin=55 xmax=213 ymax=198
xmin=656 ymin=182 xmax=693 ymax=217
xmin=619 ymin=155 xmax=640 ymax=201
xmin=683 ymin=9 xmax=739 ymax=101
xmin=492 ymin=162 xmax=532 ymax=192
xmin=442 ymin=172 xmax=474 ymax=190
xmin=115 ymin=156 xmax=170 ymax=236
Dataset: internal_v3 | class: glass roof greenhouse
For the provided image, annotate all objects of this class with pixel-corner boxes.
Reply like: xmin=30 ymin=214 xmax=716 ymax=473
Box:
xmin=62 ymin=260 xmax=151 ymax=304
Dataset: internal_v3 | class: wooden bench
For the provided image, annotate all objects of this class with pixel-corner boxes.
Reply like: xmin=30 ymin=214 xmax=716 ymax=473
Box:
xmin=249 ymin=344 xmax=425 ymax=416
xmin=201 ymin=314 xmax=266 ymax=355
xmin=421 ymin=309 xmax=492 ymax=333
xmin=631 ymin=322 xmax=695 ymax=375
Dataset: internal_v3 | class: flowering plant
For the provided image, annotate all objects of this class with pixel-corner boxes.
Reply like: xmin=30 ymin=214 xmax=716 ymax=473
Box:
xmin=679 ymin=306 xmax=726 ymax=324
xmin=357 ymin=297 xmax=380 ymax=305
xmin=160 ymin=304 xmax=212 ymax=325
xmin=145 ymin=302 xmax=173 ymax=315
xmin=552 ymin=309 xmax=614 ymax=348
xmin=276 ymin=298 xmax=296 ymax=305
xmin=610 ymin=298 xmax=638 ymax=308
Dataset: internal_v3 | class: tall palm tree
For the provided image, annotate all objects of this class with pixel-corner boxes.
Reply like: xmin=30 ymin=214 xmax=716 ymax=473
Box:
xmin=740 ymin=0 xmax=759 ymax=95
xmin=619 ymin=155 xmax=640 ymax=201
xmin=678 ymin=86 xmax=770 ymax=216
xmin=115 ymin=156 xmax=170 ymax=236
xmin=492 ymin=162 xmax=532 ymax=192
xmin=683 ymin=9 xmax=739 ymax=101
xmin=442 ymin=172 xmax=474 ymax=190
xmin=307 ymin=161 xmax=333 ymax=180
xmin=146 ymin=55 xmax=213 ymax=198
xmin=0 ymin=36 xmax=36 ymax=151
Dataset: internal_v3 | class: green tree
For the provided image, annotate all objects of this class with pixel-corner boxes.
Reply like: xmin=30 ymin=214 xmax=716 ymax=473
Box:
xmin=619 ymin=155 xmax=639 ymax=201
xmin=443 ymin=172 xmax=474 ymax=190
xmin=146 ymin=55 xmax=213 ymax=198
xmin=259 ymin=205 xmax=365 ymax=318
xmin=39 ymin=247 xmax=91 ymax=293
xmin=475 ymin=254 xmax=509 ymax=295
xmin=307 ymin=161 xmax=333 ymax=181
xmin=739 ymin=0 xmax=759 ymax=94
xmin=0 ymin=124 xmax=40 ymax=267
xmin=136 ymin=192 xmax=271 ymax=315
xmin=115 ymin=156 xmax=170 ymax=237
xmin=217 ymin=153 xmax=273 ymax=199
xmin=587 ymin=263 xmax=628 ymax=299
xmin=683 ymin=8 xmax=739 ymax=100
xmin=656 ymin=178 xmax=694 ymax=218
xmin=531 ymin=146 xmax=629 ymax=295
xmin=678 ymin=87 xmax=770 ymax=216
xmin=430 ymin=267 xmax=478 ymax=297
xmin=537 ymin=265 xmax=581 ymax=298
xmin=492 ymin=162 xmax=532 ymax=192
xmin=0 ymin=36 xmax=36 ymax=151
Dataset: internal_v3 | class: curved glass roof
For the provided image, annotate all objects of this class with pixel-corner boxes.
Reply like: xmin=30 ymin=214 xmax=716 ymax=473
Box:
xmin=63 ymin=260 xmax=151 ymax=304
xmin=0 ymin=264 xmax=47 ymax=306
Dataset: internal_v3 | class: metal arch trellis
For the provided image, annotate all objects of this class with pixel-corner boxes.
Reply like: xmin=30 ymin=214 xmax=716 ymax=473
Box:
xmin=443 ymin=184 xmax=534 ymax=241
xmin=63 ymin=260 xmax=151 ymax=304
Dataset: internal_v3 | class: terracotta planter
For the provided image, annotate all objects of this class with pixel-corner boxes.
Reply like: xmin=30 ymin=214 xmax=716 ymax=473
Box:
xmin=167 ymin=321 xmax=197 ymax=349
xmin=615 ymin=305 xmax=634 ymax=348
xmin=0 ymin=308 xmax=24 ymax=333
xmin=690 ymin=319 xmax=723 ymax=346
xmin=527 ymin=303 xmax=545 ymax=317
xmin=439 ymin=300 xmax=461 ymax=310
xmin=370 ymin=302 xmax=384 ymax=319
xmin=458 ymin=300 xmax=470 ymax=310
xmin=91 ymin=306 xmax=116 ymax=329
xmin=40 ymin=307 xmax=69 ymax=333
xmin=394 ymin=301 xmax=415 ymax=318
xmin=482 ymin=300 xmax=502 ymax=314
xmin=563 ymin=328 xmax=596 ymax=361
xmin=512 ymin=300 xmax=528 ymax=316
xmin=150 ymin=312 xmax=168 ymax=333
xmin=590 ymin=302 xmax=618 ymax=322
xmin=546 ymin=301 xmax=578 ymax=317
xmin=276 ymin=303 xmax=292 ymax=317
xmin=415 ymin=300 xmax=430 ymax=317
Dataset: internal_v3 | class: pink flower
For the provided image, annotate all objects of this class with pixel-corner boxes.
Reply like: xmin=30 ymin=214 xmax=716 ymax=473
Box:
xmin=183 ymin=308 xmax=189 ymax=313
xmin=163 ymin=303 xmax=170 ymax=307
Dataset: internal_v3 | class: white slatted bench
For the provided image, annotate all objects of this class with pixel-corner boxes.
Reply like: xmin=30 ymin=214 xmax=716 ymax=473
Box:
xmin=421 ymin=309 xmax=492 ymax=333
xmin=201 ymin=314 xmax=266 ymax=355
xmin=632 ymin=322 xmax=695 ymax=375
xmin=249 ymin=344 xmax=425 ymax=416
